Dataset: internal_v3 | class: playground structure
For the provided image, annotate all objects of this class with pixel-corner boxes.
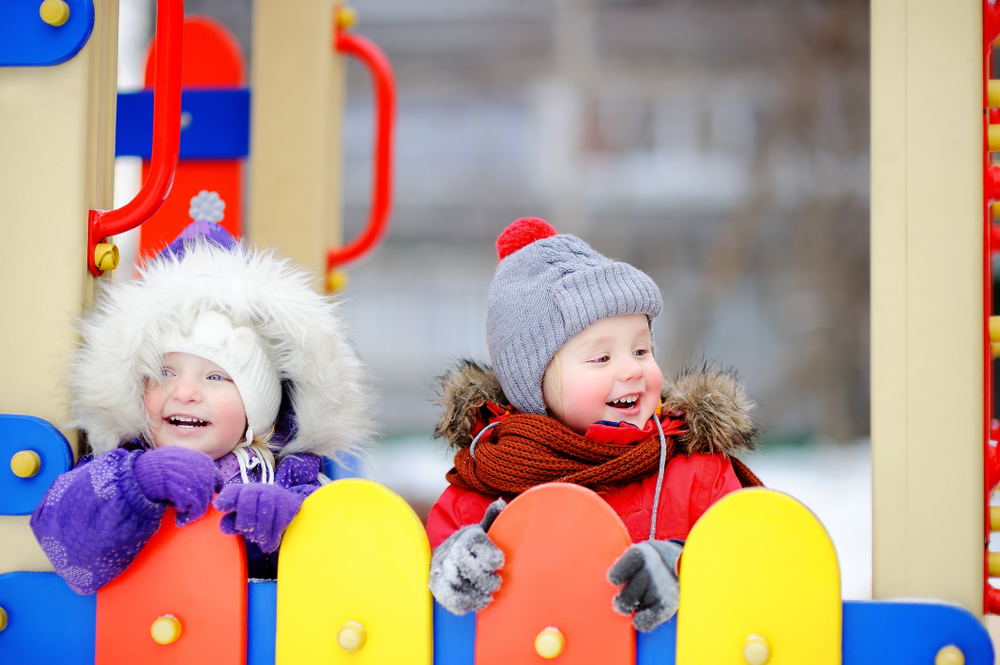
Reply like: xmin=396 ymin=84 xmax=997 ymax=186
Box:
xmin=1 ymin=0 xmax=999 ymax=663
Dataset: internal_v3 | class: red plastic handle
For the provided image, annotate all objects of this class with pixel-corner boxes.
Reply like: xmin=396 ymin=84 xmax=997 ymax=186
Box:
xmin=328 ymin=15 xmax=396 ymax=270
xmin=88 ymin=0 xmax=184 ymax=276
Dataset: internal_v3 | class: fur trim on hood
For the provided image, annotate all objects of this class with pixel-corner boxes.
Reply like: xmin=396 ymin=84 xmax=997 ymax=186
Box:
xmin=434 ymin=360 xmax=757 ymax=456
xmin=69 ymin=240 xmax=374 ymax=459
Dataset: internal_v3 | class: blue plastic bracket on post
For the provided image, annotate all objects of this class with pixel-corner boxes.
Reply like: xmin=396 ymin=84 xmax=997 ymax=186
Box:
xmin=0 ymin=572 xmax=96 ymax=663
xmin=0 ymin=0 xmax=96 ymax=67
xmin=0 ymin=414 xmax=74 ymax=516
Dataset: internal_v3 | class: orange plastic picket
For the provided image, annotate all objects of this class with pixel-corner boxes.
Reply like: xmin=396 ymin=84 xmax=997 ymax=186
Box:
xmin=138 ymin=16 xmax=245 ymax=262
xmin=95 ymin=506 xmax=247 ymax=665
xmin=476 ymin=483 xmax=634 ymax=665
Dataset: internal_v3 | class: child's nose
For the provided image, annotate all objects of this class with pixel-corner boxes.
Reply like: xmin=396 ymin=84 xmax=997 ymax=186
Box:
xmin=172 ymin=377 xmax=202 ymax=402
xmin=618 ymin=356 xmax=643 ymax=380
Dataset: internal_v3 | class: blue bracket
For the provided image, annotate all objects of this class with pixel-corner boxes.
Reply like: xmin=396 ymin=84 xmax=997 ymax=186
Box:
xmin=0 ymin=414 xmax=73 ymax=516
xmin=0 ymin=1 xmax=95 ymax=67
xmin=116 ymin=89 xmax=251 ymax=160
xmin=842 ymin=600 xmax=994 ymax=664
xmin=0 ymin=572 xmax=95 ymax=664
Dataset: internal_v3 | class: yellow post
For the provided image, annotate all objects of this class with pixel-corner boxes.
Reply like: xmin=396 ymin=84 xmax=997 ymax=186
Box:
xmin=870 ymin=0 xmax=983 ymax=613
xmin=247 ymin=0 xmax=346 ymax=277
xmin=0 ymin=0 xmax=119 ymax=574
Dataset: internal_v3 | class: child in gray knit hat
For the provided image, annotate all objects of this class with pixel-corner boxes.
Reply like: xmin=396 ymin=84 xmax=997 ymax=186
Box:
xmin=427 ymin=217 xmax=761 ymax=632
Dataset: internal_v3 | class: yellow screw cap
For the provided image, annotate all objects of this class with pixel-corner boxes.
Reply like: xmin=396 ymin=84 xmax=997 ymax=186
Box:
xmin=39 ymin=0 xmax=70 ymax=26
xmin=326 ymin=268 xmax=350 ymax=293
xmin=936 ymin=645 xmax=965 ymax=665
xmin=94 ymin=243 xmax=120 ymax=272
xmin=991 ymin=126 xmax=1000 ymax=153
xmin=743 ymin=635 xmax=770 ymax=665
xmin=11 ymin=450 xmax=41 ymax=478
xmin=989 ymin=552 xmax=1000 ymax=578
xmin=336 ymin=5 xmax=358 ymax=29
xmin=337 ymin=621 xmax=366 ymax=652
xmin=0 ymin=606 xmax=8 ymax=632
xmin=151 ymin=615 xmax=182 ymax=645
xmin=534 ymin=627 xmax=565 ymax=659
xmin=991 ymin=81 xmax=1000 ymax=109
xmin=990 ymin=317 xmax=1000 ymax=344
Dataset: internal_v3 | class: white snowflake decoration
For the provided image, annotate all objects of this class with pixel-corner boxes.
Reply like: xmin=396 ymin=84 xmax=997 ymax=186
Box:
xmin=188 ymin=190 xmax=226 ymax=223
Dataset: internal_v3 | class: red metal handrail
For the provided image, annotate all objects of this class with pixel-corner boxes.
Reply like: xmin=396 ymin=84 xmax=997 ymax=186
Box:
xmin=88 ymin=0 xmax=184 ymax=276
xmin=327 ymin=7 xmax=396 ymax=271
xmin=984 ymin=0 xmax=1000 ymax=617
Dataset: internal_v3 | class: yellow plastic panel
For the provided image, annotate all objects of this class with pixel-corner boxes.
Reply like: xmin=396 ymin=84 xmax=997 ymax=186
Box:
xmin=676 ymin=488 xmax=841 ymax=665
xmin=276 ymin=479 xmax=431 ymax=665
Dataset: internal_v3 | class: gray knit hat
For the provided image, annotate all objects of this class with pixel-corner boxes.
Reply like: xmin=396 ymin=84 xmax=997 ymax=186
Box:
xmin=486 ymin=218 xmax=663 ymax=415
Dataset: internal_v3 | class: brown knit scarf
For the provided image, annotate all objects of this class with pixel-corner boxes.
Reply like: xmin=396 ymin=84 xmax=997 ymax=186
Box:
xmin=447 ymin=413 xmax=762 ymax=498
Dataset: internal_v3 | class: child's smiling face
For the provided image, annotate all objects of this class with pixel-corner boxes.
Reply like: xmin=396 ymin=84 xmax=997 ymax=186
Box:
xmin=543 ymin=314 xmax=663 ymax=434
xmin=144 ymin=352 xmax=247 ymax=460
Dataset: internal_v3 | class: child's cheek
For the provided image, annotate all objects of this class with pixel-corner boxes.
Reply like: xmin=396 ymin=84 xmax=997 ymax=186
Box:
xmin=560 ymin=379 xmax=612 ymax=430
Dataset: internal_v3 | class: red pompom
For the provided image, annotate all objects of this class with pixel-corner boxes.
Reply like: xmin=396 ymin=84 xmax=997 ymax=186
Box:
xmin=496 ymin=218 xmax=557 ymax=261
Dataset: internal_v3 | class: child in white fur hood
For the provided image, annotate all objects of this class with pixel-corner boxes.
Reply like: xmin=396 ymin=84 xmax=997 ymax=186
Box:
xmin=31 ymin=228 xmax=373 ymax=593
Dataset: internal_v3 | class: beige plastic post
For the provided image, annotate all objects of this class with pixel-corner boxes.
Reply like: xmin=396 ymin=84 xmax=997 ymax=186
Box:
xmin=247 ymin=0 xmax=345 ymax=277
xmin=871 ymin=0 xmax=984 ymax=614
xmin=0 ymin=0 xmax=119 ymax=573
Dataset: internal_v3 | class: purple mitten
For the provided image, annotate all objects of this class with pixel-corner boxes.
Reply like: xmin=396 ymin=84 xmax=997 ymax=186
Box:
xmin=214 ymin=484 xmax=305 ymax=553
xmin=133 ymin=447 xmax=223 ymax=527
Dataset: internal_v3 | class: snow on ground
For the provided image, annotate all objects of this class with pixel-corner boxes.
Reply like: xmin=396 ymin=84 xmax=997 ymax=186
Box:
xmin=361 ymin=435 xmax=874 ymax=600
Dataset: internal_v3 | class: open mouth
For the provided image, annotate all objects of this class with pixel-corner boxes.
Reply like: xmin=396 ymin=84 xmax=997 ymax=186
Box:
xmin=167 ymin=416 xmax=210 ymax=428
xmin=606 ymin=395 xmax=640 ymax=409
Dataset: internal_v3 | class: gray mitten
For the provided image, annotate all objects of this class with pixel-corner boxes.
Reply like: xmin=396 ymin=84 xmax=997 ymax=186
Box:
xmin=608 ymin=539 xmax=683 ymax=632
xmin=429 ymin=498 xmax=507 ymax=615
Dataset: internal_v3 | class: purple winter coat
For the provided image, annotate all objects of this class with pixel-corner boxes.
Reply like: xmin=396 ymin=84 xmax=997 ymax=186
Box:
xmin=30 ymin=441 xmax=321 ymax=594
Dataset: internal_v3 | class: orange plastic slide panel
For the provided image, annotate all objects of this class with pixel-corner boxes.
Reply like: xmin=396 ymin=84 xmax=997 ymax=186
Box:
xmin=95 ymin=506 xmax=247 ymax=665
xmin=477 ymin=483 xmax=634 ymax=665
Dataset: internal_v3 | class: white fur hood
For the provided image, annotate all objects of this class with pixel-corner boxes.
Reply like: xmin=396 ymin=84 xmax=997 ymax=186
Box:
xmin=69 ymin=240 xmax=374 ymax=460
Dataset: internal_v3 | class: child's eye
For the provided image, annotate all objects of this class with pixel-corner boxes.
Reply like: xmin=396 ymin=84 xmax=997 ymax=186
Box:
xmin=591 ymin=354 xmax=611 ymax=363
xmin=208 ymin=373 xmax=226 ymax=381
xmin=634 ymin=348 xmax=648 ymax=357
xmin=161 ymin=368 xmax=175 ymax=377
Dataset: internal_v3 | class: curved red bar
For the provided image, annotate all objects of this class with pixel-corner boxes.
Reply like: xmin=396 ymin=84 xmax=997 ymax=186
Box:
xmin=328 ymin=23 xmax=396 ymax=270
xmin=88 ymin=0 xmax=184 ymax=276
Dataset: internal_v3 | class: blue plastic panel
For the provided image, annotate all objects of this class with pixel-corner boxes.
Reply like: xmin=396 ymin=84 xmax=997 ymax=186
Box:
xmin=433 ymin=600 xmax=475 ymax=665
xmin=636 ymin=615 xmax=676 ymax=664
xmin=0 ymin=0 xmax=95 ymax=67
xmin=0 ymin=571 xmax=95 ymax=664
xmin=248 ymin=580 xmax=277 ymax=665
xmin=116 ymin=88 xmax=251 ymax=159
xmin=843 ymin=600 xmax=994 ymax=665
xmin=0 ymin=414 xmax=73 ymax=516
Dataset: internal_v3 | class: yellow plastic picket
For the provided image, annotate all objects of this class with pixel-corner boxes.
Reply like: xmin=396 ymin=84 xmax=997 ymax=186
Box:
xmin=275 ymin=478 xmax=432 ymax=665
xmin=676 ymin=488 xmax=841 ymax=665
